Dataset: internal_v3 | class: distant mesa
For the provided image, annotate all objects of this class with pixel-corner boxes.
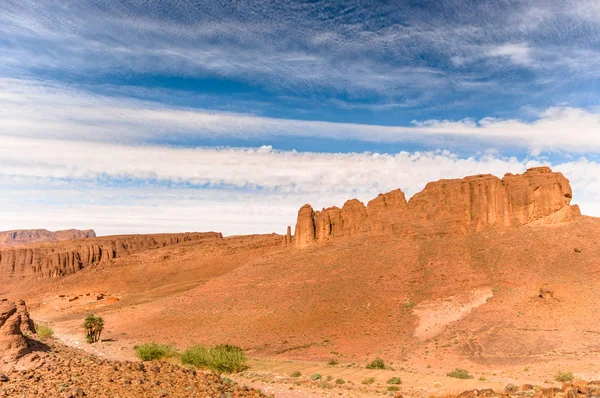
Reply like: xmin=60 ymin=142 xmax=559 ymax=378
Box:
xmin=0 ymin=229 xmax=97 ymax=247
xmin=0 ymin=232 xmax=223 ymax=279
xmin=288 ymin=167 xmax=580 ymax=248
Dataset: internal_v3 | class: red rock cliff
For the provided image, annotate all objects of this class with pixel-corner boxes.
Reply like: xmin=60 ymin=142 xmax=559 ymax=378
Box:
xmin=293 ymin=167 xmax=580 ymax=247
xmin=0 ymin=229 xmax=96 ymax=247
xmin=0 ymin=232 xmax=222 ymax=279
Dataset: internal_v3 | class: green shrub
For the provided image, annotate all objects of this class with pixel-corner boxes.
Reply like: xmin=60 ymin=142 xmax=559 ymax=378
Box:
xmin=290 ymin=370 xmax=302 ymax=377
xmin=387 ymin=377 xmax=402 ymax=385
xmin=35 ymin=323 xmax=54 ymax=338
xmin=311 ymin=373 xmax=322 ymax=381
xmin=366 ymin=357 xmax=385 ymax=369
xmin=447 ymin=368 xmax=473 ymax=379
xmin=388 ymin=386 xmax=401 ymax=391
xmin=134 ymin=342 xmax=178 ymax=361
xmin=328 ymin=359 xmax=339 ymax=366
xmin=180 ymin=344 xmax=247 ymax=374
xmin=555 ymin=371 xmax=574 ymax=382
xmin=335 ymin=378 xmax=346 ymax=385
xmin=319 ymin=382 xmax=333 ymax=389
xmin=362 ymin=377 xmax=376 ymax=385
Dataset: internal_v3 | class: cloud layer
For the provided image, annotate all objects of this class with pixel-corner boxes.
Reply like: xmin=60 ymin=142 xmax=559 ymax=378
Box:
xmin=2 ymin=137 xmax=600 ymax=236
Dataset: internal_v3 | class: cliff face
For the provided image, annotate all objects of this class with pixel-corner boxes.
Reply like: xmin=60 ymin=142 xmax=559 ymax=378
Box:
xmin=0 ymin=232 xmax=222 ymax=279
xmin=293 ymin=167 xmax=580 ymax=248
xmin=0 ymin=229 xmax=97 ymax=247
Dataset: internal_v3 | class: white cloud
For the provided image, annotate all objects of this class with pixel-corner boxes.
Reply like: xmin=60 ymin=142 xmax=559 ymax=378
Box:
xmin=1 ymin=135 xmax=600 ymax=236
xmin=487 ymin=43 xmax=533 ymax=66
xmin=3 ymin=78 xmax=600 ymax=153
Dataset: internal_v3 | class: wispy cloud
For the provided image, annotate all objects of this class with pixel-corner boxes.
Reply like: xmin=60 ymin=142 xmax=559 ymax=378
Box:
xmin=2 ymin=78 xmax=600 ymax=153
xmin=2 ymin=0 xmax=600 ymax=112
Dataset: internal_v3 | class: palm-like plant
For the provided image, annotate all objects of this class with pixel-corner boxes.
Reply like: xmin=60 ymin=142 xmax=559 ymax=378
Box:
xmin=83 ymin=314 xmax=104 ymax=343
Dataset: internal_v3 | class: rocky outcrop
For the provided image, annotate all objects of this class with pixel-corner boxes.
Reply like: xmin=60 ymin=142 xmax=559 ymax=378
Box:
xmin=15 ymin=300 xmax=35 ymax=334
xmin=0 ymin=300 xmax=30 ymax=363
xmin=0 ymin=229 xmax=96 ymax=247
xmin=293 ymin=167 xmax=580 ymax=247
xmin=0 ymin=232 xmax=223 ymax=279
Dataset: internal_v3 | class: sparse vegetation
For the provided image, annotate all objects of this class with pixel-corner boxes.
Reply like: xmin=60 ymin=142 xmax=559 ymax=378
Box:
xmin=35 ymin=323 xmax=54 ymax=338
xmin=83 ymin=314 xmax=104 ymax=343
xmin=310 ymin=373 xmax=322 ymax=381
xmin=290 ymin=370 xmax=302 ymax=377
xmin=319 ymin=382 xmax=333 ymax=389
xmin=505 ymin=383 xmax=519 ymax=393
xmin=328 ymin=358 xmax=339 ymax=366
xmin=134 ymin=342 xmax=178 ymax=361
xmin=180 ymin=344 xmax=247 ymax=374
xmin=555 ymin=371 xmax=574 ymax=382
xmin=335 ymin=378 xmax=346 ymax=385
xmin=446 ymin=368 xmax=473 ymax=379
xmin=387 ymin=377 xmax=402 ymax=385
xmin=366 ymin=357 xmax=386 ymax=369
xmin=362 ymin=377 xmax=376 ymax=385
xmin=388 ymin=386 xmax=401 ymax=391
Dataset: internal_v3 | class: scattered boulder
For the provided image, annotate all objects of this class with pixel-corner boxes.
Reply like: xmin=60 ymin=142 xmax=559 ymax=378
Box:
xmin=539 ymin=286 xmax=555 ymax=299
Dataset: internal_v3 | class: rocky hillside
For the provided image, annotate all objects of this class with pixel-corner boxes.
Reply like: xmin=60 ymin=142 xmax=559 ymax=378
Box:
xmin=0 ymin=232 xmax=223 ymax=279
xmin=0 ymin=301 xmax=265 ymax=398
xmin=0 ymin=229 xmax=96 ymax=247
xmin=290 ymin=167 xmax=580 ymax=248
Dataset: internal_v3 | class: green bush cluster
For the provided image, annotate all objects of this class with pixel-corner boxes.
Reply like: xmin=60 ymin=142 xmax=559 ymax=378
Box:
xmin=35 ymin=323 xmax=54 ymax=338
xmin=366 ymin=357 xmax=386 ymax=369
xmin=446 ymin=368 xmax=473 ymax=379
xmin=555 ymin=371 xmax=574 ymax=382
xmin=387 ymin=377 xmax=402 ymax=385
xmin=134 ymin=342 xmax=178 ymax=361
xmin=180 ymin=344 xmax=247 ymax=374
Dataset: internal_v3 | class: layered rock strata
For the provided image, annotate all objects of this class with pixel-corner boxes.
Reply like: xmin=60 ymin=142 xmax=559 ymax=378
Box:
xmin=293 ymin=167 xmax=580 ymax=248
xmin=0 ymin=229 xmax=96 ymax=247
xmin=0 ymin=232 xmax=223 ymax=279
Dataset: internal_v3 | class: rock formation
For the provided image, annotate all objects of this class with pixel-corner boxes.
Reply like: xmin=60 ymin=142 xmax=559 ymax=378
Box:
xmin=0 ymin=299 xmax=30 ymax=363
xmin=0 ymin=229 xmax=96 ymax=247
xmin=15 ymin=300 xmax=35 ymax=334
xmin=0 ymin=232 xmax=223 ymax=279
xmin=293 ymin=167 xmax=580 ymax=248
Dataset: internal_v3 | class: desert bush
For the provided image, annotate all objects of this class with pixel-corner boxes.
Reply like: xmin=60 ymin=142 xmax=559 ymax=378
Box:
xmin=335 ymin=378 xmax=346 ymax=384
xmin=328 ymin=358 xmax=339 ymax=366
xmin=555 ymin=371 xmax=574 ymax=382
xmin=446 ymin=368 xmax=473 ymax=379
xmin=180 ymin=344 xmax=247 ymax=374
xmin=83 ymin=314 xmax=104 ymax=343
xmin=388 ymin=386 xmax=401 ymax=391
xmin=311 ymin=373 xmax=322 ymax=381
xmin=387 ymin=377 xmax=402 ymax=385
xmin=290 ymin=370 xmax=302 ymax=377
xmin=35 ymin=323 xmax=54 ymax=338
xmin=366 ymin=357 xmax=386 ymax=369
xmin=319 ymin=382 xmax=333 ymax=389
xmin=362 ymin=377 xmax=376 ymax=385
xmin=505 ymin=383 xmax=519 ymax=393
xmin=134 ymin=342 xmax=178 ymax=361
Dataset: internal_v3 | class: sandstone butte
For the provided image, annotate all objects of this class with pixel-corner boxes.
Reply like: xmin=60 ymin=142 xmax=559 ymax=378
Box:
xmin=287 ymin=166 xmax=580 ymax=248
xmin=0 ymin=229 xmax=97 ymax=248
xmin=0 ymin=232 xmax=223 ymax=279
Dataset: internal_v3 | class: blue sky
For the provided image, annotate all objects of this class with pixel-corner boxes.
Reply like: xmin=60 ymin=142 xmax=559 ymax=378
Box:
xmin=1 ymin=0 xmax=600 ymax=235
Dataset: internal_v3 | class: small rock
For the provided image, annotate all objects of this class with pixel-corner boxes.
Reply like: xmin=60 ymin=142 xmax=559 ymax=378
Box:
xmin=0 ymin=375 xmax=6 ymax=382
